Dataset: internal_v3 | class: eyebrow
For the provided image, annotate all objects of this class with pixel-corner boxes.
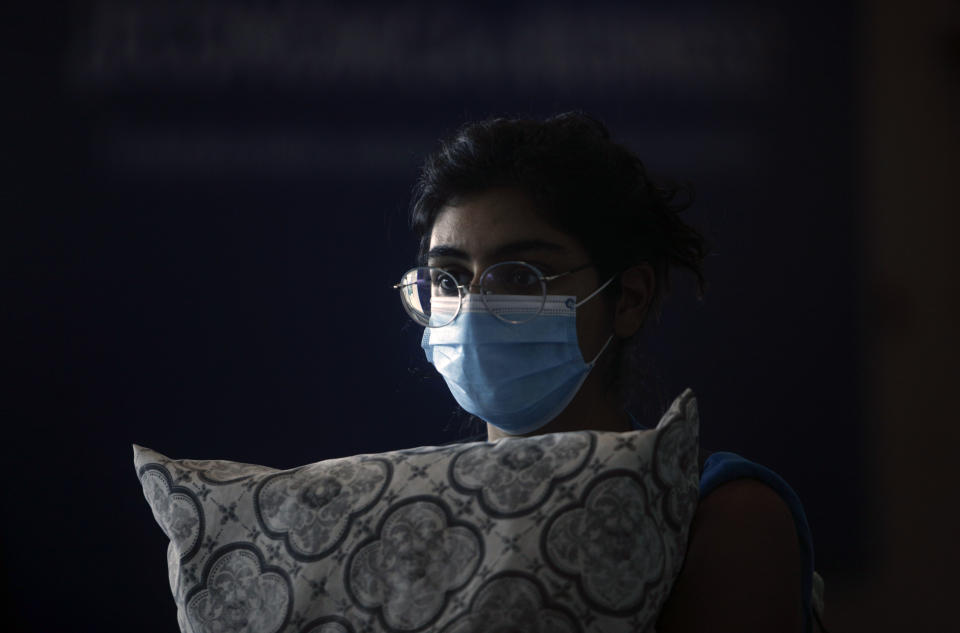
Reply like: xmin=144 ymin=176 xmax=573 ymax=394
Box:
xmin=426 ymin=239 xmax=568 ymax=262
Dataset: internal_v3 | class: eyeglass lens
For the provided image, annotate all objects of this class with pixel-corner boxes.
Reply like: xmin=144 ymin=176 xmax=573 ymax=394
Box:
xmin=397 ymin=267 xmax=459 ymax=327
xmin=398 ymin=262 xmax=548 ymax=326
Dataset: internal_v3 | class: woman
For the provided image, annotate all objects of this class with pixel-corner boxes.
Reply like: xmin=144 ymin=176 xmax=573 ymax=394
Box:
xmin=396 ymin=112 xmax=822 ymax=632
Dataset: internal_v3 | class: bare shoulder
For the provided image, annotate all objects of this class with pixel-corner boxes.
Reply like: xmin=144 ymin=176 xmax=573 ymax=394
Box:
xmin=656 ymin=478 xmax=804 ymax=633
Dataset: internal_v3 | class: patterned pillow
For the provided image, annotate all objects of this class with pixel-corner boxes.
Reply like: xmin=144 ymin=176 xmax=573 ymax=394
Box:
xmin=134 ymin=389 xmax=700 ymax=633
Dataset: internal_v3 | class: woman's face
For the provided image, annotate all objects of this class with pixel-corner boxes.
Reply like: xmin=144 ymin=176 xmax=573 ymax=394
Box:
xmin=427 ymin=187 xmax=614 ymax=376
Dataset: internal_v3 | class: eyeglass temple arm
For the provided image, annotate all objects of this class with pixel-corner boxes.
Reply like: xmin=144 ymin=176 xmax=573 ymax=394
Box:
xmin=393 ymin=261 xmax=595 ymax=289
xmin=541 ymin=261 xmax=595 ymax=282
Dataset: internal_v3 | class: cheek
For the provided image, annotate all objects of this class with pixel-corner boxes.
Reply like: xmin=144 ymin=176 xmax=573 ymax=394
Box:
xmin=575 ymin=300 xmax=613 ymax=362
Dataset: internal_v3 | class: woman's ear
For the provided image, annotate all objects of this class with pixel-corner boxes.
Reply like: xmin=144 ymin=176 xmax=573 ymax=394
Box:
xmin=614 ymin=264 xmax=655 ymax=337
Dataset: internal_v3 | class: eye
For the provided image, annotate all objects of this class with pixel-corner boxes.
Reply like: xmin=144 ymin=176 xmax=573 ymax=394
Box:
xmin=511 ymin=268 xmax=539 ymax=287
xmin=430 ymin=267 xmax=467 ymax=297
xmin=482 ymin=262 xmax=544 ymax=296
xmin=438 ymin=276 xmax=458 ymax=293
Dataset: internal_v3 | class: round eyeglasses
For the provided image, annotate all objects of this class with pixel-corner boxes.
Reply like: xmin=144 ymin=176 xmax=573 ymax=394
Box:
xmin=392 ymin=260 xmax=595 ymax=327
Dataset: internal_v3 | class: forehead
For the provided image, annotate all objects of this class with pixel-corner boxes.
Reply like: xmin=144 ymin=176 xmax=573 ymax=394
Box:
xmin=429 ymin=188 xmax=583 ymax=260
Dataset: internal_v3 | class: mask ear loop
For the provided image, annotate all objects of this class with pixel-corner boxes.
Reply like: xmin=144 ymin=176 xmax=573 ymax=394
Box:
xmin=587 ymin=333 xmax=615 ymax=366
xmin=570 ymin=274 xmax=619 ymax=366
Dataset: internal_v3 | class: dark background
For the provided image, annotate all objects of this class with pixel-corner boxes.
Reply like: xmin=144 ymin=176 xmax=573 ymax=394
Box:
xmin=7 ymin=1 xmax=957 ymax=631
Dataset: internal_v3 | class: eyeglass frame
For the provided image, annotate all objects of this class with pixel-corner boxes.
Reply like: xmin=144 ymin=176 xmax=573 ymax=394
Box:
xmin=392 ymin=260 xmax=605 ymax=327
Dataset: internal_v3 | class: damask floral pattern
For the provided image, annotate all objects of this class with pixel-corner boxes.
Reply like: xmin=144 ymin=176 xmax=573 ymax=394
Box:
xmin=449 ymin=432 xmax=594 ymax=516
xmin=139 ymin=464 xmax=204 ymax=562
xmin=256 ymin=458 xmax=391 ymax=560
xmin=543 ymin=472 xmax=666 ymax=614
xmin=299 ymin=615 xmax=355 ymax=633
xmin=441 ymin=573 xmax=580 ymax=633
xmin=652 ymin=395 xmax=701 ymax=530
xmin=185 ymin=543 xmax=292 ymax=633
xmin=179 ymin=458 xmax=277 ymax=484
xmin=347 ymin=498 xmax=481 ymax=631
xmin=134 ymin=388 xmax=700 ymax=633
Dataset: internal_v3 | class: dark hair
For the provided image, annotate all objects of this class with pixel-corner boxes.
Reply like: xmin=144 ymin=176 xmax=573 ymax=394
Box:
xmin=409 ymin=112 xmax=709 ymax=408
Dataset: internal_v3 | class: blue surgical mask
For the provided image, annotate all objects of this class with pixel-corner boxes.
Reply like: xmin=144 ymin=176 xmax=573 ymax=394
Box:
xmin=421 ymin=278 xmax=615 ymax=434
